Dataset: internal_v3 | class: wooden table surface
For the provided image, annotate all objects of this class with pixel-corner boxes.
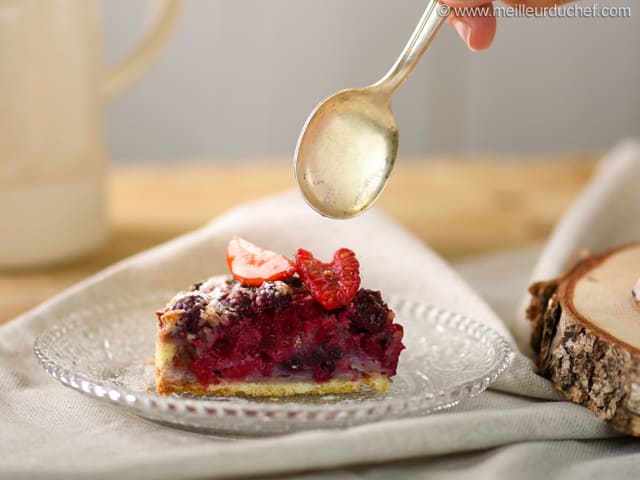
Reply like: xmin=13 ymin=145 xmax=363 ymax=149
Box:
xmin=0 ymin=155 xmax=597 ymax=325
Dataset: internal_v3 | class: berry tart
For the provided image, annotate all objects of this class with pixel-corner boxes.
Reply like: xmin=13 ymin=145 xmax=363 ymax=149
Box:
xmin=155 ymin=237 xmax=405 ymax=396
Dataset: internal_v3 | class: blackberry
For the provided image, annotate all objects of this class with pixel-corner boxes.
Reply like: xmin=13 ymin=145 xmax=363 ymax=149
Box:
xmin=172 ymin=293 xmax=207 ymax=313
xmin=284 ymin=275 xmax=303 ymax=288
xmin=221 ymin=282 xmax=255 ymax=317
xmin=347 ymin=289 xmax=388 ymax=334
xmin=255 ymin=281 xmax=292 ymax=312
xmin=171 ymin=293 xmax=208 ymax=335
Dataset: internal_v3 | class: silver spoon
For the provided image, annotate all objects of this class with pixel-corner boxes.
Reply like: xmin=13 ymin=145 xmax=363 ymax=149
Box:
xmin=294 ymin=0 xmax=449 ymax=219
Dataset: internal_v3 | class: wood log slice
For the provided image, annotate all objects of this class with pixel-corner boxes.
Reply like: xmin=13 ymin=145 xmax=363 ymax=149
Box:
xmin=527 ymin=242 xmax=640 ymax=435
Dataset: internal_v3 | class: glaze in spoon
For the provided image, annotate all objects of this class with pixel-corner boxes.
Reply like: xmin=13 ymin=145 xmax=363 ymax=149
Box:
xmin=294 ymin=0 xmax=449 ymax=219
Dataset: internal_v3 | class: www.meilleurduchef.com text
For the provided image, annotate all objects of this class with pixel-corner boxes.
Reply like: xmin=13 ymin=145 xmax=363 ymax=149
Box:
xmin=437 ymin=3 xmax=632 ymax=19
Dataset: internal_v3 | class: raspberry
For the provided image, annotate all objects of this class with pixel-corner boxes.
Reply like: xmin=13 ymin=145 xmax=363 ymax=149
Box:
xmin=226 ymin=236 xmax=296 ymax=286
xmin=295 ymin=248 xmax=361 ymax=310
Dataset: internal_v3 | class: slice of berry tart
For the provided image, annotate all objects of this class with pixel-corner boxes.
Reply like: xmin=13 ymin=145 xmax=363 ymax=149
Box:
xmin=155 ymin=237 xmax=405 ymax=396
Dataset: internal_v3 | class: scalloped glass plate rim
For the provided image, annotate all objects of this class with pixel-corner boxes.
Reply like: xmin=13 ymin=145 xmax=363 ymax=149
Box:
xmin=33 ymin=294 xmax=513 ymax=432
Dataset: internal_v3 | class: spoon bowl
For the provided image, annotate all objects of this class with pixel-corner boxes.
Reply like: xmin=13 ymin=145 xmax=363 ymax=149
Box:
xmin=294 ymin=88 xmax=398 ymax=219
xmin=294 ymin=0 xmax=448 ymax=219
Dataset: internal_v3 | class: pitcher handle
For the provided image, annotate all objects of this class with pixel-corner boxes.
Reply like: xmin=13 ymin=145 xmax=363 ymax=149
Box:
xmin=103 ymin=0 xmax=183 ymax=98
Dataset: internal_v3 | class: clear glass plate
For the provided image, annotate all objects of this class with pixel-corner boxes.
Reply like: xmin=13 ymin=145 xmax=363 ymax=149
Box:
xmin=34 ymin=293 xmax=512 ymax=436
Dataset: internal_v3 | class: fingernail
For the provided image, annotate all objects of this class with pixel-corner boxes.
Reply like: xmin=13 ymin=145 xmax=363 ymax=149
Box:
xmin=451 ymin=18 xmax=471 ymax=48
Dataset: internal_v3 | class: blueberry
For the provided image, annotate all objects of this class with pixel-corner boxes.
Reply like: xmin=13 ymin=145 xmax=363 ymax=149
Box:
xmin=320 ymin=359 xmax=336 ymax=375
xmin=327 ymin=346 xmax=342 ymax=360
xmin=283 ymin=358 xmax=302 ymax=372
xmin=312 ymin=354 xmax=336 ymax=382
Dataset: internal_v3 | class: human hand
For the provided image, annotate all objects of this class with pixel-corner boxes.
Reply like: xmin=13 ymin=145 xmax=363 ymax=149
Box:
xmin=441 ymin=0 xmax=575 ymax=50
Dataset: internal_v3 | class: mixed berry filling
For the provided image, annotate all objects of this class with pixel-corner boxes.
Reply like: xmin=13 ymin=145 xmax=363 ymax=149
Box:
xmin=157 ymin=276 xmax=404 ymax=386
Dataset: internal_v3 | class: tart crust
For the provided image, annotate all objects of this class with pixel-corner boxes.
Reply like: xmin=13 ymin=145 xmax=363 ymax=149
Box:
xmin=155 ymin=372 xmax=389 ymax=396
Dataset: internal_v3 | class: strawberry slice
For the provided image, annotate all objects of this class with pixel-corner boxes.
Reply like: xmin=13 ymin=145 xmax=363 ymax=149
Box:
xmin=226 ymin=236 xmax=296 ymax=286
xmin=295 ymin=248 xmax=361 ymax=310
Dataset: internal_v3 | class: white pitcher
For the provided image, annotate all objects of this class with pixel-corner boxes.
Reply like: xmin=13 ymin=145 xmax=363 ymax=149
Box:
xmin=0 ymin=0 xmax=182 ymax=268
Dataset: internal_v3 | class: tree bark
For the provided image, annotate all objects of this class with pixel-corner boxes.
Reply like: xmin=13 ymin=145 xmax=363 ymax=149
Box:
xmin=527 ymin=242 xmax=640 ymax=436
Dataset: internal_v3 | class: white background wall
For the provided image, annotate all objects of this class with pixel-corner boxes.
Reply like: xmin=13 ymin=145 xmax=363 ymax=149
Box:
xmin=104 ymin=0 xmax=639 ymax=162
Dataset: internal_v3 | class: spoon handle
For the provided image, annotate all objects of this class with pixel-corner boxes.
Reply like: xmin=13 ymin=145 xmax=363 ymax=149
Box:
xmin=374 ymin=0 xmax=449 ymax=95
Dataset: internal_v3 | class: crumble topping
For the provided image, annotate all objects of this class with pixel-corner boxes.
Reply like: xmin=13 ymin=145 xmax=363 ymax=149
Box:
xmin=201 ymin=303 xmax=225 ymax=326
xmin=157 ymin=275 xmax=297 ymax=335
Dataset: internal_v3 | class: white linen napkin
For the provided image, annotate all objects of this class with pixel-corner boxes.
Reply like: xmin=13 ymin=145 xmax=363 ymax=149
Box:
xmin=1 ymin=140 xmax=638 ymax=480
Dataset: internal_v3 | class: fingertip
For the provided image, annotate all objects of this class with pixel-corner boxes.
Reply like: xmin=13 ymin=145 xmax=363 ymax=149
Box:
xmin=450 ymin=17 xmax=471 ymax=46
xmin=448 ymin=3 xmax=496 ymax=51
xmin=467 ymin=14 xmax=496 ymax=51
